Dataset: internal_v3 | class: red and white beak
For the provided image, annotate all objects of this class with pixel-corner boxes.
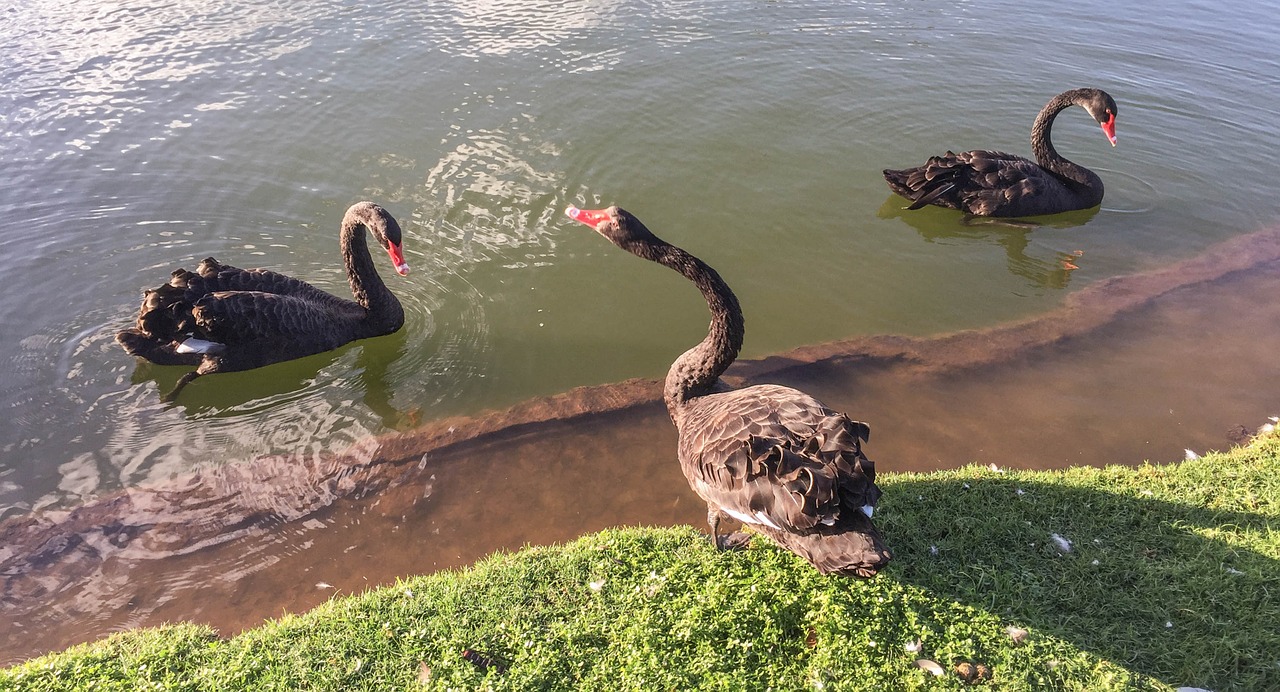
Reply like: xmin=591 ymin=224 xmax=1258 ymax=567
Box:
xmin=566 ymin=206 xmax=612 ymax=228
xmin=1101 ymin=111 xmax=1117 ymax=147
xmin=387 ymin=243 xmax=410 ymax=276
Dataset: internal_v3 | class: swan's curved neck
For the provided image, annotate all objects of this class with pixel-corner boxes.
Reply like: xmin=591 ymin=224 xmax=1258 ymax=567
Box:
xmin=341 ymin=213 xmax=403 ymax=331
xmin=1030 ymin=90 xmax=1104 ymax=202
xmin=636 ymin=238 xmax=744 ymax=423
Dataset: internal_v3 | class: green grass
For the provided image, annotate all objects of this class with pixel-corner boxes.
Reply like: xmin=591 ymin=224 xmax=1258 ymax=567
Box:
xmin=5 ymin=431 xmax=1278 ymax=691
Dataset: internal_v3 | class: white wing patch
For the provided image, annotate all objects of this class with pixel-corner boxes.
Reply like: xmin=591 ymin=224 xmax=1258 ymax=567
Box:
xmin=176 ymin=338 xmax=226 ymax=354
xmin=721 ymin=506 xmax=782 ymax=530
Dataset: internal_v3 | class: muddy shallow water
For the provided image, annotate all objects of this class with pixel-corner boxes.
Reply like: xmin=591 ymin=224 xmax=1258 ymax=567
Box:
xmin=4 ymin=228 xmax=1280 ymax=664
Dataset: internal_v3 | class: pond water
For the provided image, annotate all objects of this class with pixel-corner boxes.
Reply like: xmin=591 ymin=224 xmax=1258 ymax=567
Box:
xmin=2 ymin=0 xmax=1279 ymax=663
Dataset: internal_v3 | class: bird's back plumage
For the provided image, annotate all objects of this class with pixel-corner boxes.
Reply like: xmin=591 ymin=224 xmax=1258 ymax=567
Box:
xmin=678 ymin=384 xmax=888 ymax=576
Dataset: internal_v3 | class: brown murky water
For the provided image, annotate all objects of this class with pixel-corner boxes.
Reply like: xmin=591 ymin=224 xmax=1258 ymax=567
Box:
xmin=4 ymin=229 xmax=1280 ymax=664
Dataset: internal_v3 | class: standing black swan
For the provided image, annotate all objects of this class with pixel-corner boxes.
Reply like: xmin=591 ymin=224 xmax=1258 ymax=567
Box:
xmin=883 ymin=88 xmax=1118 ymax=218
xmin=567 ymin=205 xmax=890 ymax=577
xmin=117 ymin=201 xmax=410 ymax=399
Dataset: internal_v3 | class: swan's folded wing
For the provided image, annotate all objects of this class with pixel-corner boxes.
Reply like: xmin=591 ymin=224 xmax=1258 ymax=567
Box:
xmin=888 ymin=148 xmax=1035 ymax=213
xmin=679 ymin=385 xmax=877 ymax=533
xmin=959 ymin=153 xmax=1066 ymax=215
xmin=917 ymin=150 xmax=1060 ymax=216
xmin=196 ymin=259 xmax=339 ymax=304
xmin=191 ymin=291 xmax=361 ymax=349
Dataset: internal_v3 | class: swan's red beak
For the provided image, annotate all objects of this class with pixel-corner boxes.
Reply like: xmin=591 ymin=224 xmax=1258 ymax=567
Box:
xmin=566 ymin=206 xmax=611 ymax=229
xmin=1101 ymin=112 xmax=1117 ymax=147
xmin=387 ymin=243 xmax=410 ymax=276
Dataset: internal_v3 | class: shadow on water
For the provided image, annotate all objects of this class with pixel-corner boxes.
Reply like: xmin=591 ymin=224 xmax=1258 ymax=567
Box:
xmin=877 ymin=473 xmax=1277 ymax=689
xmin=3 ymin=227 xmax=1280 ymax=665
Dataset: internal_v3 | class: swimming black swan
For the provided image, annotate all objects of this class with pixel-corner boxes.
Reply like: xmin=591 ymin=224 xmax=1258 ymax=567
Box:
xmin=567 ymin=205 xmax=890 ymax=577
xmin=117 ymin=201 xmax=410 ymax=399
xmin=883 ymin=88 xmax=1118 ymax=218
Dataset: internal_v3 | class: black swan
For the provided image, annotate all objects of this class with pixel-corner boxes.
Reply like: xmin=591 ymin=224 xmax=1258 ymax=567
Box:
xmin=567 ymin=205 xmax=890 ymax=577
xmin=883 ymin=88 xmax=1118 ymax=218
xmin=117 ymin=201 xmax=410 ymax=399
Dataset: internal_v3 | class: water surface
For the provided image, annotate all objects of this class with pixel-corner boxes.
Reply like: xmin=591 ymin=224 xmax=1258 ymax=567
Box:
xmin=2 ymin=0 xmax=1279 ymax=663
xmin=4 ymin=0 xmax=1279 ymax=513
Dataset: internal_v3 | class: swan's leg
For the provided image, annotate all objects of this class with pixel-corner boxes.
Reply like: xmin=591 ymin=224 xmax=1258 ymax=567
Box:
xmin=162 ymin=370 xmax=202 ymax=402
xmin=961 ymin=214 xmax=1040 ymax=230
xmin=707 ymin=504 xmax=723 ymax=547
xmin=707 ymin=503 xmax=751 ymax=551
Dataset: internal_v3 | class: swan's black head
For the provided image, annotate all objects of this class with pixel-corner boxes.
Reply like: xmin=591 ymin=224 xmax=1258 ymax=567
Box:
xmin=565 ymin=205 xmax=662 ymax=256
xmin=1075 ymin=88 xmax=1118 ymax=147
xmin=346 ymin=201 xmax=410 ymax=276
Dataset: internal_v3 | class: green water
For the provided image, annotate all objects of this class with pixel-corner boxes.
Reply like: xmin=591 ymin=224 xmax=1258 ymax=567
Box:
xmin=2 ymin=0 xmax=1278 ymax=514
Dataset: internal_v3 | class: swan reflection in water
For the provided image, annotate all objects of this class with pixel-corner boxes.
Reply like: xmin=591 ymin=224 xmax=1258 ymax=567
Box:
xmin=877 ymin=196 xmax=1098 ymax=292
xmin=126 ymin=325 xmax=417 ymax=428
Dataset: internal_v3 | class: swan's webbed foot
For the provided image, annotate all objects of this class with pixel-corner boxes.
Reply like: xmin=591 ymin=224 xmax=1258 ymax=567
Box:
xmin=718 ymin=531 xmax=753 ymax=551
xmin=962 ymin=214 xmax=1040 ymax=230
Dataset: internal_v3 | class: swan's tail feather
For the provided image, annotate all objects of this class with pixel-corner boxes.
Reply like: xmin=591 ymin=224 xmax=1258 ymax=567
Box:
xmin=131 ymin=269 xmax=205 ymax=340
xmin=906 ymin=181 xmax=957 ymax=210
xmin=882 ymin=167 xmax=915 ymax=199
xmin=884 ymin=155 xmax=966 ymax=212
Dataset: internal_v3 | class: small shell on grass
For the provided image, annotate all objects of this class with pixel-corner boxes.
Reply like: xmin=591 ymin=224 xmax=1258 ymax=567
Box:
xmin=915 ymin=659 xmax=945 ymax=677
xmin=904 ymin=639 xmax=922 ymax=653
xmin=1006 ymin=626 xmax=1029 ymax=644
xmin=1050 ymin=533 xmax=1072 ymax=553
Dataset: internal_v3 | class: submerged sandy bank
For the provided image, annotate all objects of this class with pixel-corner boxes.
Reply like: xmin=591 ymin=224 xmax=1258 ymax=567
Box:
xmin=3 ymin=225 xmax=1280 ymax=663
